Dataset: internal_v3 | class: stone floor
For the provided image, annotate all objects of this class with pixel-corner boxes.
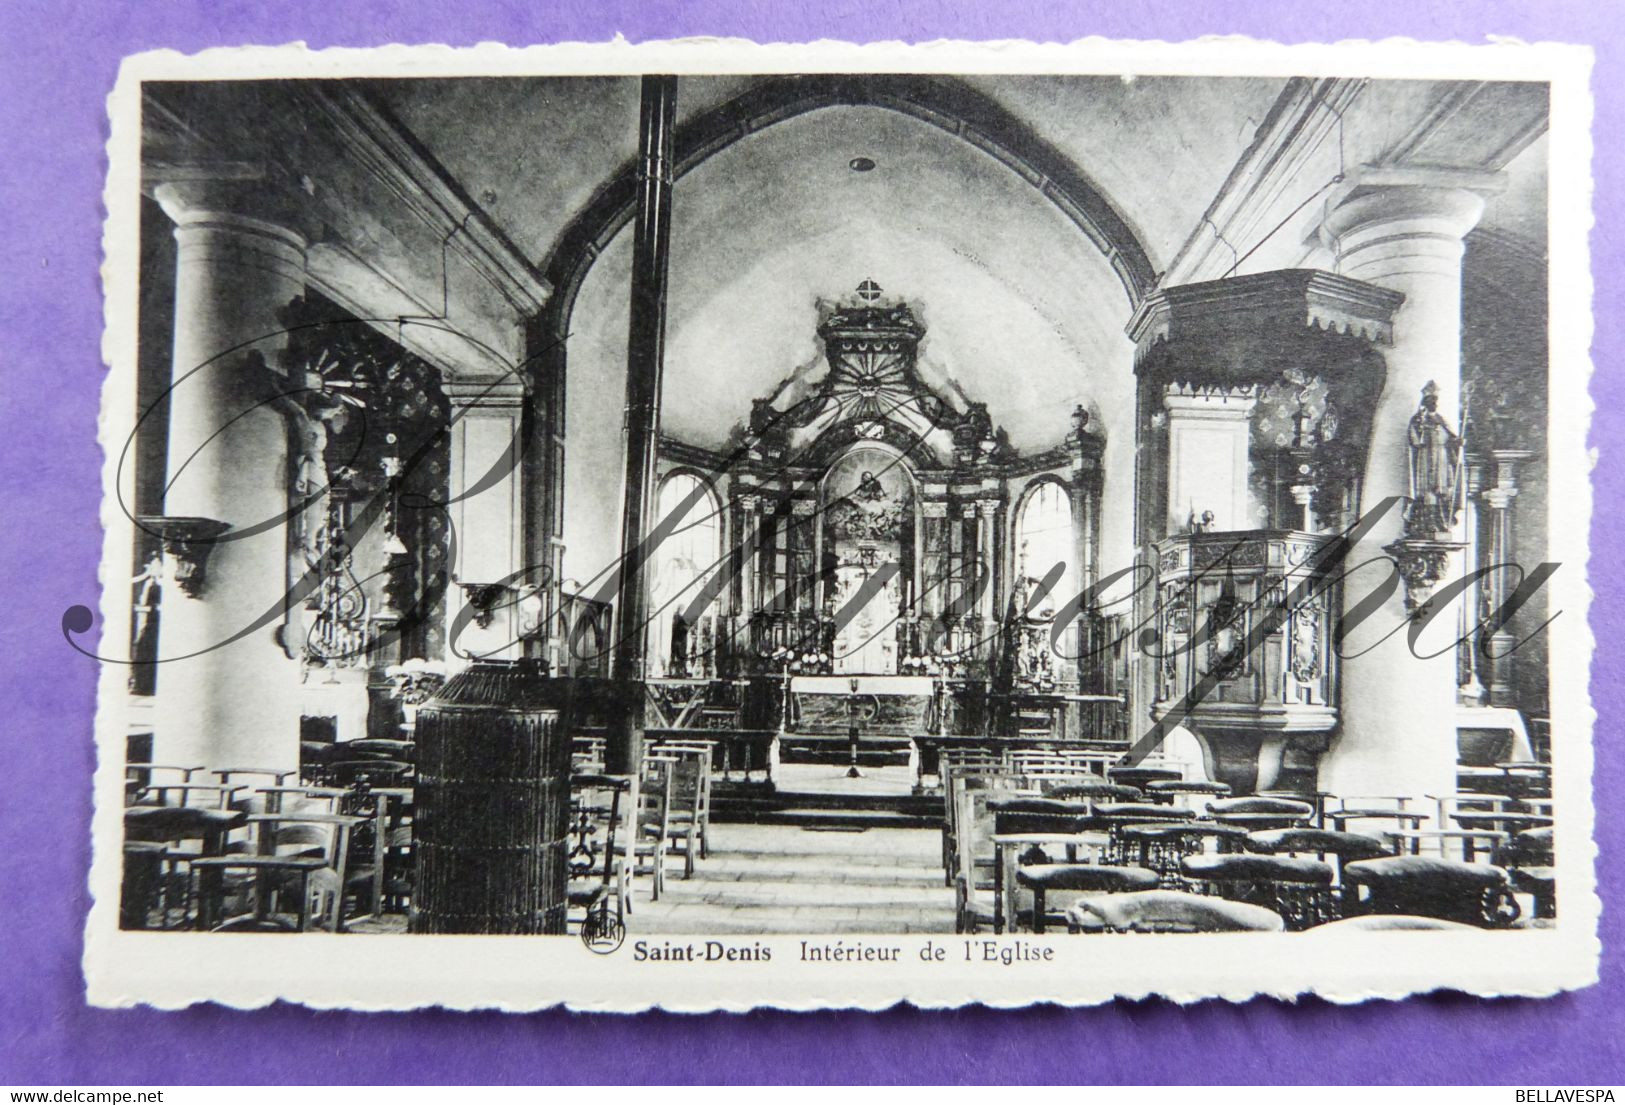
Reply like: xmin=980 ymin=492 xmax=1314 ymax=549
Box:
xmin=629 ymin=822 xmax=956 ymax=934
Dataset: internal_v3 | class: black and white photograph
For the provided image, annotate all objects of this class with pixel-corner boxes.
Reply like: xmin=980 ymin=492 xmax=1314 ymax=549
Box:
xmin=85 ymin=38 xmax=1597 ymax=1010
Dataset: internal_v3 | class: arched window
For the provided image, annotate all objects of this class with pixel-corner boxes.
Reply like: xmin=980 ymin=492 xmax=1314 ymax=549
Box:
xmin=1014 ymin=480 xmax=1075 ymax=617
xmin=650 ymin=471 xmax=722 ymax=677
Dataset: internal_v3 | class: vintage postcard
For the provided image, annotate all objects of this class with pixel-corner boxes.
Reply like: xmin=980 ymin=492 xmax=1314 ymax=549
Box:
xmin=83 ymin=36 xmax=1598 ymax=1011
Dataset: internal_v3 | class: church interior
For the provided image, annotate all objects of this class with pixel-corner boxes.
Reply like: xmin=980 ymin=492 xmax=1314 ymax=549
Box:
xmin=117 ymin=72 xmax=1557 ymax=937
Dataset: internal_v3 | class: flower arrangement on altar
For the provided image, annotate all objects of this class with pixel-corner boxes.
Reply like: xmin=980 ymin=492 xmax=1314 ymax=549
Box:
xmin=899 ymin=654 xmax=942 ymax=676
xmin=769 ymin=646 xmax=832 ymax=675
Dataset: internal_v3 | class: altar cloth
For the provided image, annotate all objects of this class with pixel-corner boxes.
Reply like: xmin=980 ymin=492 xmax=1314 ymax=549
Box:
xmin=788 ymin=675 xmax=936 ymax=736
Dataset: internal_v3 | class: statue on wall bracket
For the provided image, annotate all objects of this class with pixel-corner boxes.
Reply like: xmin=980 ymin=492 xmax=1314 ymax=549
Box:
xmin=1403 ymin=380 xmax=1465 ymax=538
xmin=1385 ymin=380 xmax=1467 ymax=620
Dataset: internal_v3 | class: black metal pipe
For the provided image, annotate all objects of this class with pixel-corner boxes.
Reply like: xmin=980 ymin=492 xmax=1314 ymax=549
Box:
xmin=607 ymin=75 xmax=677 ymax=775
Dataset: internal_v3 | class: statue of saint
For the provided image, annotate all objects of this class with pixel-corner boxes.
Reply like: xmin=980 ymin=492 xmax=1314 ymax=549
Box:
xmin=669 ymin=610 xmax=691 ymax=678
xmin=1406 ymin=381 xmax=1462 ymax=536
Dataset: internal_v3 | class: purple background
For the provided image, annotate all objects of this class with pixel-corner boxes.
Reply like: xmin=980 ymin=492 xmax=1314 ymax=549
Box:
xmin=1 ymin=0 xmax=1619 ymax=1085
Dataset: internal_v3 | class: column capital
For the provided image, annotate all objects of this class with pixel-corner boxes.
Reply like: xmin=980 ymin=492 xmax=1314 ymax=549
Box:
xmin=152 ymin=177 xmax=309 ymax=290
xmin=1319 ymin=168 xmax=1504 ymax=280
xmin=153 ymin=176 xmax=313 ymax=245
xmin=443 ymin=377 xmax=528 ymax=409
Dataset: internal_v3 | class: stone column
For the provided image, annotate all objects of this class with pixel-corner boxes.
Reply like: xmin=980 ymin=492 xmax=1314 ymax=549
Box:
xmin=1481 ymin=450 xmax=1534 ymax=707
xmin=150 ymin=179 xmax=308 ymax=773
xmin=1458 ymin=457 xmax=1489 ymax=705
xmin=977 ymin=498 xmax=1001 ymax=628
xmin=1317 ymin=170 xmax=1497 ymax=802
xmin=1069 ymin=478 xmax=1093 ymax=687
xmin=734 ymin=493 xmax=762 ymax=654
xmin=444 ymin=378 xmax=528 ymax=665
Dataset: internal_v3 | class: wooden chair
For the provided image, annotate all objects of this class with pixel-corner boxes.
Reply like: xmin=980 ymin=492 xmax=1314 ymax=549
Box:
xmin=122 ymin=805 xmax=246 ymax=928
xmin=1092 ymin=802 xmax=1197 ymax=865
xmin=943 ymin=771 xmax=1029 ymax=893
xmin=333 ymin=785 xmax=404 ymax=921
xmin=1446 ymin=805 xmax=1552 ymax=836
xmin=1325 ymin=795 xmax=1429 ymax=834
xmin=1106 ymin=765 xmax=1184 ymax=789
xmin=1015 ymin=864 xmax=1159 ymax=933
xmin=1145 ymin=779 xmax=1232 ymax=812
xmin=192 ymin=812 xmax=361 ymax=932
xmin=1006 ymin=749 xmax=1108 ymax=777
xmin=125 ymin=763 xmax=203 ymax=803
xmin=940 ymin=748 xmax=1004 ymax=777
xmin=1428 ymin=792 xmax=1525 ymax=843
xmin=1242 ymin=827 xmax=1390 ymax=887
xmin=1257 ymin=789 xmax=1335 ymax=828
xmin=299 ymin=741 xmax=334 ymax=786
xmin=649 ymin=740 xmax=715 ymax=858
xmin=656 ymin=753 xmax=706 ymax=879
xmin=120 ymin=842 xmax=169 ymax=929
xmin=953 ymin=785 xmax=999 ymax=932
xmin=1305 ymin=914 xmax=1479 ymax=932
xmin=1209 ymin=796 xmax=1315 ymax=831
xmin=632 ymin=757 xmax=674 ymax=900
xmin=343 ymin=739 xmax=416 ymax=760
xmin=255 ymin=785 xmax=349 ymax=816
xmin=1382 ymin=828 xmax=1510 ymax=864
xmin=568 ymin=773 xmax=636 ymax=933
xmin=1066 ymin=889 xmax=1285 ymax=933
xmin=1494 ymin=761 xmax=1552 ymax=800
xmin=131 ymin=782 xmax=246 ymax=810
xmin=571 ymin=735 xmax=608 ymax=773
xmin=954 ymin=783 xmax=1051 ymax=932
xmin=986 ymin=797 xmax=1102 ymax=931
xmin=326 ymin=758 xmax=414 ymax=789
xmin=1180 ymin=852 xmax=1337 ymax=929
xmin=369 ymin=786 xmax=417 ymax=915
xmin=1113 ymin=820 xmax=1247 ymax=882
xmin=214 ymin=767 xmax=300 ymax=789
xmin=126 ymin=762 xmax=203 ymax=783
xmin=1495 ymin=826 xmax=1555 ymax=919
xmin=1341 ymin=854 xmax=1520 ymax=927
xmin=1045 ymin=780 xmax=1142 ymax=803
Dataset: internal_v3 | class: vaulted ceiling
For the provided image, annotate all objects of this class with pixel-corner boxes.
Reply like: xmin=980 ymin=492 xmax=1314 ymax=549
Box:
xmin=370 ymin=74 xmax=1287 ymax=280
xmin=371 ymin=74 xmax=1289 ymax=450
xmin=573 ymin=102 xmax=1142 ymax=452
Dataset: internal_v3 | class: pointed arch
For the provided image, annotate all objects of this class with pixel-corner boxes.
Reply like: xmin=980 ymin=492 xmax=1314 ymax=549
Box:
xmin=537 ymin=74 xmax=1157 ymax=348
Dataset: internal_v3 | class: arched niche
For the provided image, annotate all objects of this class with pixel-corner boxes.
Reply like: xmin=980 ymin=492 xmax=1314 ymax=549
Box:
xmin=649 ymin=468 xmax=724 ymax=678
xmin=817 ymin=443 xmax=920 ymax=674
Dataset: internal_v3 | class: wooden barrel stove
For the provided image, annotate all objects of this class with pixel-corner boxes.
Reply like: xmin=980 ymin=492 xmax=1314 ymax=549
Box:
xmin=410 ymin=660 xmax=571 ymax=934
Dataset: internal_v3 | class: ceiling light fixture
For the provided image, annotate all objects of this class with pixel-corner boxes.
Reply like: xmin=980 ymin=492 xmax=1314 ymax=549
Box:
xmin=848 ymin=157 xmax=877 ymax=172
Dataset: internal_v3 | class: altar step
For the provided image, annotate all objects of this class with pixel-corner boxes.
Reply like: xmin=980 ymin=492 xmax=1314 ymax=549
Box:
xmin=711 ymin=788 xmax=943 ymax=831
xmin=776 ymin=735 xmax=913 ymax=767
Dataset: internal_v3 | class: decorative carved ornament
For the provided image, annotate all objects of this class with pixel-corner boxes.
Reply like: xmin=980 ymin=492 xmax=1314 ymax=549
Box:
xmin=136 ymin=515 xmax=232 ymax=599
xmin=279 ymin=295 xmax=452 ymax=671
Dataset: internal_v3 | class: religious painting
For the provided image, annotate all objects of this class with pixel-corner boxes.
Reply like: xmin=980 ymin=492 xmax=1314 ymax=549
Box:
xmin=821 ymin=446 xmax=915 ymax=674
